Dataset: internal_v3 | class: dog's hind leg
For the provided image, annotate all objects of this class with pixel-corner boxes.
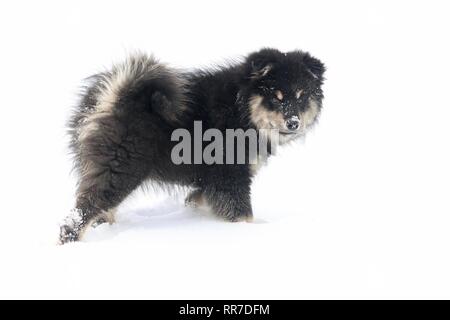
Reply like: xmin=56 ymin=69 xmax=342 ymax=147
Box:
xmin=91 ymin=207 xmax=117 ymax=228
xmin=59 ymin=127 xmax=152 ymax=244
xmin=61 ymin=53 xmax=187 ymax=244
xmin=185 ymin=188 xmax=205 ymax=208
xmin=61 ymin=103 xmax=157 ymax=244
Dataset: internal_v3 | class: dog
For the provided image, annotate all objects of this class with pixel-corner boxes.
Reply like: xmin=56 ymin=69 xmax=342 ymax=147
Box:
xmin=60 ymin=48 xmax=325 ymax=244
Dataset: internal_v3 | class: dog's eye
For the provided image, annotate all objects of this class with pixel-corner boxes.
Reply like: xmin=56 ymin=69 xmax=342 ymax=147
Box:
xmin=295 ymin=89 xmax=304 ymax=99
xmin=271 ymin=97 xmax=280 ymax=104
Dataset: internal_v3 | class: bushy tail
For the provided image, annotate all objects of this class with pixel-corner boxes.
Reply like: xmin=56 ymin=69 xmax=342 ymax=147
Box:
xmin=68 ymin=53 xmax=188 ymax=176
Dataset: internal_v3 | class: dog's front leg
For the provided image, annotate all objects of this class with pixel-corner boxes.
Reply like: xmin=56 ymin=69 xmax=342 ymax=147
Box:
xmin=202 ymin=167 xmax=254 ymax=222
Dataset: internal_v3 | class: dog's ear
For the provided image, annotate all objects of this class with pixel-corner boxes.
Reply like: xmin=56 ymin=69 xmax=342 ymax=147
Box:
xmin=250 ymin=61 xmax=272 ymax=79
xmin=303 ymin=54 xmax=326 ymax=80
xmin=247 ymin=48 xmax=282 ymax=80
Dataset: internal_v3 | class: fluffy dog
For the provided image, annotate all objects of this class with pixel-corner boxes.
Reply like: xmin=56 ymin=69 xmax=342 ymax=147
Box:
xmin=60 ymin=48 xmax=325 ymax=244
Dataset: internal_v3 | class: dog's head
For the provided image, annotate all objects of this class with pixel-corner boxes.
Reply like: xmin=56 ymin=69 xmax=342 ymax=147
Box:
xmin=243 ymin=48 xmax=325 ymax=143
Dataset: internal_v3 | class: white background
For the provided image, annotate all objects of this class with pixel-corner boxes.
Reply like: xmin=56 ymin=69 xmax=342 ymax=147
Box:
xmin=0 ymin=0 xmax=449 ymax=299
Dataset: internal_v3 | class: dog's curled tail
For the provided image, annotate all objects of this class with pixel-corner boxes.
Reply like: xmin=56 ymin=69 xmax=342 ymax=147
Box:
xmin=69 ymin=53 xmax=188 ymax=138
xmin=68 ymin=52 xmax=188 ymax=175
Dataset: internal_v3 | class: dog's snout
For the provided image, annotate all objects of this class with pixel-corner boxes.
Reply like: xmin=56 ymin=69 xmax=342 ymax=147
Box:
xmin=286 ymin=117 xmax=300 ymax=131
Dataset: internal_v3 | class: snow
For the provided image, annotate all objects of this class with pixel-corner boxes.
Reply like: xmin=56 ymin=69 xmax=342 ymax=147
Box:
xmin=1 ymin=0 xmax=450 ymax=299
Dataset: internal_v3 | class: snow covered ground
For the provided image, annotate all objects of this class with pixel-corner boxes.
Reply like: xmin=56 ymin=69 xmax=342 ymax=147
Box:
xmin=1 ymin=0 xmax=449 ymax=299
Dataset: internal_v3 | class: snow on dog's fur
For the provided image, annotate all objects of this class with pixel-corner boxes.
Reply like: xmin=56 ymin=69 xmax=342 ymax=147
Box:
xmin=60 ymin=48 xmax=325 ymax=244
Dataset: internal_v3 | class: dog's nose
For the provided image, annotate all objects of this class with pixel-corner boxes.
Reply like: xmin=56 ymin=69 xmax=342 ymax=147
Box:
xmin=286 ymin=117 xmax=300 ymax=131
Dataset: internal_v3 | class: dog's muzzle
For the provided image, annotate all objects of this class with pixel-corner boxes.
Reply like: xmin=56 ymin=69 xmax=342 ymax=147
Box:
xmin=285 ymin=116 xmax=300 ymax=132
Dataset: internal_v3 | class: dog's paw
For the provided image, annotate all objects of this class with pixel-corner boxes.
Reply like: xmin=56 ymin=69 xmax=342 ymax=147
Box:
xmin=91 ymin=209 xmax=116 ymax=228
xmin=58 ymin=209 xmax=84 ymax=245
xmin=228 ymin=213 xmax=254 ymax=223
xmin=59 ymin=224 xmax=80 ymax=244
xmin=185 ymin=189 xmax=205 ymax=208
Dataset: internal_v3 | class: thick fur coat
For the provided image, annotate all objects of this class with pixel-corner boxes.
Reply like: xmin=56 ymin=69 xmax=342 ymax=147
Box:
xmin=60 ymin=48 xmax=325 ymax=244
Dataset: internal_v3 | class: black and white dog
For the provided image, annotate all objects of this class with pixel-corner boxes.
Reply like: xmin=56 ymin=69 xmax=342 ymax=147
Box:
xmin=60 ymin=48 xmax=325 ymax=244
